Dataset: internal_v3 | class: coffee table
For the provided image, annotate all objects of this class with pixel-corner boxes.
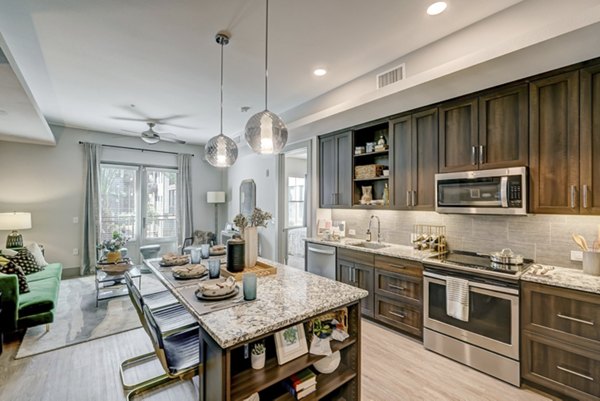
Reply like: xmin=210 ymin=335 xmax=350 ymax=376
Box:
xmin=95 ymin=266 xmax=141 ymax=307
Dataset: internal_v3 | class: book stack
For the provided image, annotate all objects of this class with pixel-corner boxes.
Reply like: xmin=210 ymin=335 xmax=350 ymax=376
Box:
xmin=282 ymin=368 xmax=317 ymax=399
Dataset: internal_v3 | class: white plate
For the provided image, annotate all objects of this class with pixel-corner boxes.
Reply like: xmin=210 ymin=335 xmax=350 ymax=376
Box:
xmin=313 ymin=350 xmax=341 ymax=374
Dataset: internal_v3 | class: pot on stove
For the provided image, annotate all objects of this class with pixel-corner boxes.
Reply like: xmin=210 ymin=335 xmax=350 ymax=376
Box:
xmin=490 ymin=248 xmax=523 ymax=265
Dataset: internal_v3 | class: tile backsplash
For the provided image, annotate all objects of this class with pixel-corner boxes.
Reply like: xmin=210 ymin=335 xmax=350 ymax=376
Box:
xmin=330 ymin=209 xmax=600 ymax=268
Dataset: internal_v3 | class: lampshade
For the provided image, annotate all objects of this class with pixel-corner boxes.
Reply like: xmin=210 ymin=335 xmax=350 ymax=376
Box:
xmin=0 ymin=212 xmax=32 ymax=230
xmin=244 ymin=0 xmax=288 ymax=155
xmin=205 ymin=32 xmax=238 ymax=168
xmin=207 ymin=191 xmax=226 ymax=204
xmin=245 ymin=110 xmax=288 ymax=154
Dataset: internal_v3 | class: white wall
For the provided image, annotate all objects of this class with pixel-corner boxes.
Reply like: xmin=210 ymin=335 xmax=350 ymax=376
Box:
xmin=0 ymin=125 xmax=225 ymax=272
xmin=226 ymin=151 xmax=278 ymax=261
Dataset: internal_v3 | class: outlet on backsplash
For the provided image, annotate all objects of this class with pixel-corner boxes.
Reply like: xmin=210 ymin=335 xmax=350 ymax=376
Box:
xmin=348 ymin=229 xmax=356 ymax=236
xmin=570 ymin=250 xmax=583 ymax=261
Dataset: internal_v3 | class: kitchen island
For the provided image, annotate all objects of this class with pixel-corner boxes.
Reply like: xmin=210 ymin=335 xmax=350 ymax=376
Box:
xmin=144 ymin=257 xmax=368 ymax=401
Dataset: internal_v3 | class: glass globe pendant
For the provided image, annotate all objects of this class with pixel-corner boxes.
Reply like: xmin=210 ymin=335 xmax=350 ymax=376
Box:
xmin=205 ymin=32 xmax=238 ymax=168
xmin=244 ymin=0 xmax=288 ymax=155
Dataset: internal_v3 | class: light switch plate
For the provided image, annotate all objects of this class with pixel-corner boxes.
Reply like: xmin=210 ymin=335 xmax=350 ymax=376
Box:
xmin=73 ymin=248 xmax=79 ymax=256
xmin=571 ymin=250 xmax=583 ymax=261
xmin=73 ymin=217 xmax=79 ymax=224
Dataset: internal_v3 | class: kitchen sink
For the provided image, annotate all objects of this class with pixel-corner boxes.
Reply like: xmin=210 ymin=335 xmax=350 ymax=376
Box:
xmin=348 ymin=241 xmax=390 ymax=250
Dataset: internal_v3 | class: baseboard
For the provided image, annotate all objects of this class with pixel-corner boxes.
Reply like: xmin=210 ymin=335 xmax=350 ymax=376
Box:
xmin=61 ymin=266 xmax=80 ymax=279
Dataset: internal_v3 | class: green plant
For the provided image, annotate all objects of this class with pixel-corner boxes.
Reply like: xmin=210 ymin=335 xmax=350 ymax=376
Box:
xmin=282 ymin=327 xmax=298 ymax=345
xmin=97 ymin=230 xmax=130 ymax=252
xmin=251 ymin=342 xmax=265 ymax=355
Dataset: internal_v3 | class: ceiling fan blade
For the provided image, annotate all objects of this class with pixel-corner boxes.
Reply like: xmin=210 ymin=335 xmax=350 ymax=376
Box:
xmin=155 ymin=114 xmax=189 ymax=122
xmin=157 ymin=122 xmax=196 ymax=129
xmin=111 ymin=116 xmax=148 ymax=122
xmin=116 ymin=104 xmax=150 ymax=119
xmin=159 ymin=132 xmax=186 ymax=144
xmin=120 ymin=129 xmax=139 ymax=134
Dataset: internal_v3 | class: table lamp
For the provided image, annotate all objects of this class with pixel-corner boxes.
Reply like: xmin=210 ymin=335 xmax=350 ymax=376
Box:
xmin=207 ymin=191 xmax=226 ymax=244
xmin=0 ymin=212 xmax=32 ymax=248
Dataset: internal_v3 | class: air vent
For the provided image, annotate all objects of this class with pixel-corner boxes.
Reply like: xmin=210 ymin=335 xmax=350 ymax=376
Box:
xmin=376 ymin=64 xmax=405 ymax=89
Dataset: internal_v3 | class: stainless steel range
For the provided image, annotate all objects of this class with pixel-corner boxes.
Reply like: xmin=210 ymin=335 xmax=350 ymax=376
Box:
xmin=423 ymin=250 xmax=533 ymax=386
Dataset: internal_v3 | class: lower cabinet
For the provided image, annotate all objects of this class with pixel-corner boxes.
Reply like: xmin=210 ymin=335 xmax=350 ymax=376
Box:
xmin=337 ymin=250 xmax=374 ymax=318
xmin=521 ymin=281 xmax=600 ymax=401
xmin=374 ymin=295 xmax=422 ymax=337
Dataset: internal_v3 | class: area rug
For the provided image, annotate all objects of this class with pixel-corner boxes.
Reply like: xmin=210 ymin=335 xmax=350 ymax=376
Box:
xmin=15 ymin=273 xmax=164 ymax=359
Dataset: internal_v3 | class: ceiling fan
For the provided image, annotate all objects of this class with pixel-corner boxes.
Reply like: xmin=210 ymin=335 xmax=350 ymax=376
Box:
xmin=123 ymin=122 xmax=186 ymax=144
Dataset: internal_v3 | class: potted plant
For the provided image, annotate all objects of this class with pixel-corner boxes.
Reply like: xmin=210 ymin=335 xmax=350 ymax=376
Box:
xmin=233 ymin=208 xmax=272 ymax=267
xmin=97 ymin=230 xmax=130 ymax=264
xmin=251 ymin=342 xmax=266 ymax=370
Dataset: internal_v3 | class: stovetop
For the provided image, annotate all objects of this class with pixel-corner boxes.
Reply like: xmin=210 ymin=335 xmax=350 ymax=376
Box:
xmin=424 ymin=250 xmax=534 ymax=280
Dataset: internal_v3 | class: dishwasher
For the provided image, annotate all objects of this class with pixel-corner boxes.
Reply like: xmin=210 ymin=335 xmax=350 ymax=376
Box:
xmin=306 ymin=243 xmax=337 ymax=280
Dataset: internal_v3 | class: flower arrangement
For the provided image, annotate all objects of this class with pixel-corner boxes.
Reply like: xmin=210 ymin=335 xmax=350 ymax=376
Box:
xmin=97 ymin=230 xmax=130 ymax=252
xmin=233 ymin=208 xmax=272 ymax=235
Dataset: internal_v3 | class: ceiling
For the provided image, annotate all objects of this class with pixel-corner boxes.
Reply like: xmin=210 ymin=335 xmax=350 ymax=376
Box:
xmin=0 ymin=0 xmax=526 ymax=145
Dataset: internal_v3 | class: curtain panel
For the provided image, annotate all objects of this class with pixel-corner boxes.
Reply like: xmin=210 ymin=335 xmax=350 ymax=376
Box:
xmin=81 ymin=143 xmax=101 ymax=275
xmin=177 ymin=154 xmax=194 ymax=247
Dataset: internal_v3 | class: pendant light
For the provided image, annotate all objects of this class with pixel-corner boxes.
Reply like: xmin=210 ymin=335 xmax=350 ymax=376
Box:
xmin=205 ymin=32 xmax=238 ymax=168
xmin=244 ymin=0 xmax=288 ymax=155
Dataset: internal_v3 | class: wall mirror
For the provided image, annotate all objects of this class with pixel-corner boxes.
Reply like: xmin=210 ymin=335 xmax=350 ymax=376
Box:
xmin=239 ymin=179 xmax=256 ymax=217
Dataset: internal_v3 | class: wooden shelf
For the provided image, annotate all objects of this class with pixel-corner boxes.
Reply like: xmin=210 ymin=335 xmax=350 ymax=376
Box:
xmin=231 ymin=337 xmax=356 ymax=401
xmin=352 ymin=204 xmax=389 ymax=209
xmin=353 ymin=149 xmax=389 ymax=158
xmin=273 ymin=364 xmax=356 ymax=400
xmin=353 ymin=177 xmax=389 ymax=182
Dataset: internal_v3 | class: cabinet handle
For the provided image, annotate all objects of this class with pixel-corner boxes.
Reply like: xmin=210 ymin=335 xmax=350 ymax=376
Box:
xmin=388 ymin=264 xmax=406 ymax=269
xmin=471 ymin=146 xmax=477 ymax=165
xmin=388 ymin=284 xmax=406 ymax=291
xmin=557 ymin=313 xmax=594 ymax=326
xmin=479 ymin=145 xmax=485 ymax=164
xmin=406 ymin=191 xmax=410 ymax=207
xmin=583 ymin=185 xmax=589 ymax=209
xmin=556 ymin=365 xmax=594 ymax=381
xmin=570 ymin=185 xmax=576 ymax=209
xmin=389 ymin=310 xmax=406 ymax=319
xmin=411 ymin=190 xmax=416 ymax=207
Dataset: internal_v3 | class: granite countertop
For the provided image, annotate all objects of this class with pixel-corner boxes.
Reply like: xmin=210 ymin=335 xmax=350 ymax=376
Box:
xmin=305 ymin=237 xmax=436 ymax=262
xmin=521 ymin=264 xmax=600 ymax=295
xmin=145 ymin=258 xmax=368 ymax=349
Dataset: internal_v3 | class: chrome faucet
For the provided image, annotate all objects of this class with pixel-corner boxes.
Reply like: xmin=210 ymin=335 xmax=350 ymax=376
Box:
xmin=366 ymin=215 xmax=381 ymax=243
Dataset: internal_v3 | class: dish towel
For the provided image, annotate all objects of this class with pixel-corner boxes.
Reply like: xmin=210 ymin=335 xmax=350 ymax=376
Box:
xmin=446 ymin=277 xmax=469 ymax=322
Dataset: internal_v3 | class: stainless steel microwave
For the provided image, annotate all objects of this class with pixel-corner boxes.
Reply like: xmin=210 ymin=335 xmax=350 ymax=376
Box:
xmin=435 ymin=167 xmax=527 ymax=215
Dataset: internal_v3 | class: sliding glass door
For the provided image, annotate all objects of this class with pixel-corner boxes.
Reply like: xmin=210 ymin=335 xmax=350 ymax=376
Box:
xmin=99 ymin=164 xmax=178 ymax=262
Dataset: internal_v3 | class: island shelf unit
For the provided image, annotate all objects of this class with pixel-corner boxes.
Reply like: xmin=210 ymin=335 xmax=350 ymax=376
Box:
xmin=201 ymin=301 xmax=361 ymax=401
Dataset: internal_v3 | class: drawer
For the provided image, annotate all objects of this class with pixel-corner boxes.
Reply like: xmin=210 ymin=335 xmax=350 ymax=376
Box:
xmin=522 ymin=282 xmax=600 ymax=349
xmin=523 ymin=331 xmax=600 ymax=401
xmin=375 ymin=268 xmax=422 ymax=305
xmin=337 ymin=248 xmax=374 ymax=265
xmin=374 ymin=255 xmax=423 ymax=278
xmin=374 ymin=295 xmax=422 ymax=338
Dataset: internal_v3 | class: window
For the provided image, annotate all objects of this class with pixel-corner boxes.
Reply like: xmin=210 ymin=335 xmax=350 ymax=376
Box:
xmin=99 ymin=165 xmax=137 ymax=241
xmin=288 ymin=176 xmax=305 ymax=227
xmin=144 ymin=169 xmax=177 ymax=239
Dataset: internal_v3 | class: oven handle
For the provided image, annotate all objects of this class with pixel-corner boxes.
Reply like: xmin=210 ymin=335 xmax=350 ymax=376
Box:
xmin=500 ymin=176 xmax=508 ymax=208
xmin=424 ymin=271 xmax=519 ymax=296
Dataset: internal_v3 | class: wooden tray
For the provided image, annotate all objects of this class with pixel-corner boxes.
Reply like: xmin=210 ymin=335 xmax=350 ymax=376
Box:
xmin=220 ymin=260 xmax=277 ymax=281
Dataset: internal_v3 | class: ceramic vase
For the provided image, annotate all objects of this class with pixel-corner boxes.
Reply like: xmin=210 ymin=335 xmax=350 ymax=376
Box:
xmin=251 ymin=352 xmax=266 ymax=369
xmin=105 ymin=251 xmax=121 ymax=263
xmin=244 ymin=226 xmax=258 ymax=267
xmin=361 ymin=186 xmax=373 ymax=204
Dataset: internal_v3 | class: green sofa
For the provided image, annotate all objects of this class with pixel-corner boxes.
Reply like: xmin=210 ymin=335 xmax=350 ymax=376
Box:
xmin=0 ymin=262 xmax=63 ymax=333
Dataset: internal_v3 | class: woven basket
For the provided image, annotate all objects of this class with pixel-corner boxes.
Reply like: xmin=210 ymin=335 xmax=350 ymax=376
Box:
xmin=355 ymin=164 xmax=384 ymax=179
xmin=100 ymin=262 xmax=132 ymax=275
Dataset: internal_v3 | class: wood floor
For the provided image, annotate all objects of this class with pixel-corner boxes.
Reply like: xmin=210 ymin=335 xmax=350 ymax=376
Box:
xmin=0 ymin=320 xmax=554 ymax=401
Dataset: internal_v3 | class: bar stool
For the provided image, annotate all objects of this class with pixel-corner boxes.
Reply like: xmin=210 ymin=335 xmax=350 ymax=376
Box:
xmin=126 ymin=304 xmax=201 ymax=401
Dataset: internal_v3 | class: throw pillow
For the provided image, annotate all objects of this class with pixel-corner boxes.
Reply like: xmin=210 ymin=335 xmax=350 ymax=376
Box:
xmin=10 ymin=249 xmax=44 ymax=275
xmin=26 ymin=242 xmax=48 ymax=267
xmin=0 ymin=260 xmax=30 ymax=293
xmin=0 ymin=248 xmax=19 ymax=257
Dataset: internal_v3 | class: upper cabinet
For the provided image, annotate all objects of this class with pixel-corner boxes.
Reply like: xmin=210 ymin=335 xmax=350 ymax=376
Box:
xmin=352 ymin=122 xmax=390 ymax=207
xmin=319 ymin=131 xmax=352 ymax=208
xmin=391 ymin=108 xmax=438 ymax=210
xmin=580 ymin=63 xmax=600 ymax=215
xmin=439 ymin=84 xmax=528 ymax=173
xmin=529 ymin=71 xmax=580 ymax=214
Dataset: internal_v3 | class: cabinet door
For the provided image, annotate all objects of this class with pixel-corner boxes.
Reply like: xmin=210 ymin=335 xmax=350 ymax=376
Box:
xmin=479 ymin=84 xmax=528 ymax=169
xmin=530 ymin=71 xmax=580 ymax=214
xmin=412 ymin=108 xmax=438 ymax=210
xmin=439 ymin=97 xmax=478 ymax=172
xmin=319 ymin=135 xmax=336 ymax=208
xmin=336 ymin=259 xmax=354 ymax=286
xmin=391 ymin=115 xmax=412 ymax=209
xmin=580 ymin=64 xmax=600 ymax=215
xmin=335 ymin=132 xmax=353 ymax=207
xmin=354 ymin=263 xmax=374 ymax=318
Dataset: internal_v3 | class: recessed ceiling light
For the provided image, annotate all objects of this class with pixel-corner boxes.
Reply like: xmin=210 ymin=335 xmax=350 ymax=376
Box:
xmin=313 ymin=68 xmax=327 ymax=77
xmin=427 ymin=2 xmax=447 ymax=16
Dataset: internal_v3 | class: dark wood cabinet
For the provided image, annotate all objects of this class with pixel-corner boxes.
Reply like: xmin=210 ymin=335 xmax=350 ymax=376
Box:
xmin=580 ymin=63 xmax=600 ymax=214
xmin=478 ymin=84 xmax=529 ymax=169
xmin=529 ymin=70 xmax=580 ymax=214
xmin=319 ymin=131 xmax=352 ymax=208
xmin=391 ymin=108 xmax=438 ymax=210
xmin=439 ymin=97 xmax=478 ymax=172
xmin=337 ymin=249 xmax=374 ymax=318
xmin=521 ymin=281 xmax=600 ymax=401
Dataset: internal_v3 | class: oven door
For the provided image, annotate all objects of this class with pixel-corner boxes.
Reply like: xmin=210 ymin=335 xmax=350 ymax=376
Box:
xmin=423 ymin=271 xmax=519 ymax=360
